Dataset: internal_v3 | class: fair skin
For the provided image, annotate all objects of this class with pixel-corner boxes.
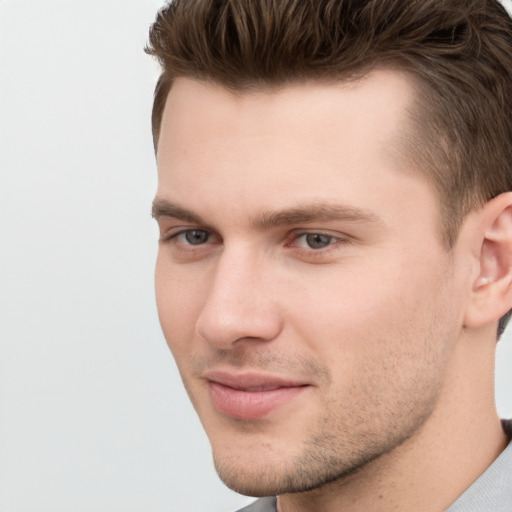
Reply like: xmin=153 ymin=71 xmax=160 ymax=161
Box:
xmin=154 ymin=71 xmax=511 ymax=512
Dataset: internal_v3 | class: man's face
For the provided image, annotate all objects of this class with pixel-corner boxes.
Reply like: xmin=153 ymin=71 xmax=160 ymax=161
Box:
xmin=154 ymin=72 xmax=468 ymax=496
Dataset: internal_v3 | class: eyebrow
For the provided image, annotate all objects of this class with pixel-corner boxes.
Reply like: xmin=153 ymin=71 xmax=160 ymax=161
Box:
xmin=152 ymin=198 xmax=204 ymax=224
xmin=152 ymin=198 xmax=382 ymax=229
xmin=253 ymin=203 xmax=382 ymax=229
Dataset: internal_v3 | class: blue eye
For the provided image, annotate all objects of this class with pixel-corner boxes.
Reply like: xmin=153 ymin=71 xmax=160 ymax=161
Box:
xmin=181 ymin=230 xmax=210 ymax=245
xmin=303 ymin=233 xmax=335 ymax=249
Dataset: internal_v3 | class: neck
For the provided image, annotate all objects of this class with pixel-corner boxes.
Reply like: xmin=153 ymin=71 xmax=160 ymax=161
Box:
xmin=277 ymin=329 xmax=508 ymax=512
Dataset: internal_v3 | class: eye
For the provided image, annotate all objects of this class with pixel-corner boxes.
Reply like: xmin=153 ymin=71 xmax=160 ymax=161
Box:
xmin=302 ymin=233 xmax=335 ymax=249
xmin=294 ymin=232 xmax=338 ymax=250
xmin=174 ymin=229 xmax=212 ymax=245
xmin=160 ymin=227 xmax=220 ymax=262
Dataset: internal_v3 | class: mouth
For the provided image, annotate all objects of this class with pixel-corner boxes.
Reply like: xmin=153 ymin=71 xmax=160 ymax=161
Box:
xmin=204 ymin=370 xmax=310 ymax=420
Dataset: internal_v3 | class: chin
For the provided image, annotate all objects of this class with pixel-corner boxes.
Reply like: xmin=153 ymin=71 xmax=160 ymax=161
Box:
xmin=211 ymin=442 xmax=377 ymax=497
xmin=209 ymin=406 xmax=434 ymax=498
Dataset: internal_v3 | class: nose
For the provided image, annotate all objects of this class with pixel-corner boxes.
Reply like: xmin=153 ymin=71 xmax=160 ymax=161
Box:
xmin=195 ymin=248 xmax=283 ymax=350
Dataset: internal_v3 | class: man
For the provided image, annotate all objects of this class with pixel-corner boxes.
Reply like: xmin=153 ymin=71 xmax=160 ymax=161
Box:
xmin=147 ymin=0 xmax=512 ymax=510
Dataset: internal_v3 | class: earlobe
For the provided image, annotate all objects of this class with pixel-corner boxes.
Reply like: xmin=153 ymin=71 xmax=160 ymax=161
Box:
xmin=464 ymin=192 xmax=512 ymax=329
xmin=473 ymin=276 xmax=493 ymax=289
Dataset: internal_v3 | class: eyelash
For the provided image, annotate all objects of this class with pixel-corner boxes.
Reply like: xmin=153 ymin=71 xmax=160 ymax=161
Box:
xmin=166 ymin=229 xmax=218 ymax=246
xmin=289 ymin=232 xmax=342 ymax=251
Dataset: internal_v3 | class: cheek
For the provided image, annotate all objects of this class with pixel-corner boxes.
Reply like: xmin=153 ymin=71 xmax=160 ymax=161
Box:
xmin=155 ymin=254 xmax=206 ymax=355
xmin=281 ymin=251 xmax=456 ymax=365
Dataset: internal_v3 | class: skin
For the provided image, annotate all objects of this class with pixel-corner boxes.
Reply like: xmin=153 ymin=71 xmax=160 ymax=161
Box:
xmin=154 ymin=72 xmax=509 ymax=512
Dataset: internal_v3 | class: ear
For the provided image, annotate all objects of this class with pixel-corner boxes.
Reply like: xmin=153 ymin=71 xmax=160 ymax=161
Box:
xmin=464 ymin=192 xmax=512 ymax=329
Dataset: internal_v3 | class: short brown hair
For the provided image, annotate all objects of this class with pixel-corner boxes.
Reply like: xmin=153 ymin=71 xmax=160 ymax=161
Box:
xmin=146 ymin=0 xmax=512 ymax=334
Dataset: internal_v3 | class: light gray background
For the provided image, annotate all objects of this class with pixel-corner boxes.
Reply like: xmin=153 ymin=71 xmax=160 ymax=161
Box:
xmin=0 ymin=1 xmax=511 ymax=511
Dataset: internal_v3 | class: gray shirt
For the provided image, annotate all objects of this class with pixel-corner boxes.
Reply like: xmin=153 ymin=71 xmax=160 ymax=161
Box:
xmin=236 ymin=420 xmax=512 ymax=512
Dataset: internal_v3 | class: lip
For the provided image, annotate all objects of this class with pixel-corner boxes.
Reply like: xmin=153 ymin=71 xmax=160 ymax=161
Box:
xmin=204 ymin=370 xmax=310 ymax=420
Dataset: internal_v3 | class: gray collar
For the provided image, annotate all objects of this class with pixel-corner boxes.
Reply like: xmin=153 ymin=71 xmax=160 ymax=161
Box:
xmin=238 ymin=421 xmax=512 ymax=512
xmin=445 ymin=419 xmax=512 ymax=512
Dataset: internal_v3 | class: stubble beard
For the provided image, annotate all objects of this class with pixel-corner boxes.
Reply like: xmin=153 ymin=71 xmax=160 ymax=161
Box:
xmin=191 ymin=299 xmax=453 ymax=498
xmin=211 ymin=382 xmax=441 ymax=498
xmin=208 ymin=338 xmax=444 ymax=497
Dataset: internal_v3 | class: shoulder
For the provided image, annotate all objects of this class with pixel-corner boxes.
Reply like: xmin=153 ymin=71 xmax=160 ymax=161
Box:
xmin=235 ymin=497 xmax=277 ymax=512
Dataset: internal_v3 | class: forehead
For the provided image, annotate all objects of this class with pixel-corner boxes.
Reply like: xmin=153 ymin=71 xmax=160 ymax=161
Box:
xmin=157 ymin=71 xmax=416 ymax=159
xmin=155 ymin=72 xmax=438 ymax=236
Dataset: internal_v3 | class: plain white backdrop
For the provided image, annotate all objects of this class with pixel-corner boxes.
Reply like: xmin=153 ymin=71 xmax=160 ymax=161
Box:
xmin=0 ymin=1 xmax=511 ymax=511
